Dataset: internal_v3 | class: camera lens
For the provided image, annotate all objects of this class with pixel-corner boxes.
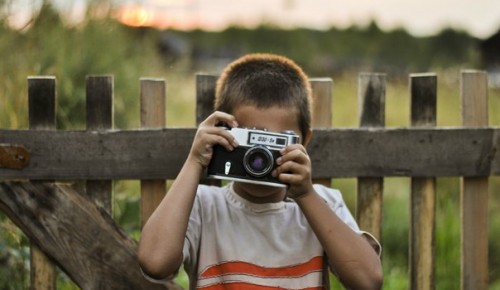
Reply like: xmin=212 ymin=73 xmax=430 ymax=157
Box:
xmin=243 ymin=146 xmax=274 ymax=177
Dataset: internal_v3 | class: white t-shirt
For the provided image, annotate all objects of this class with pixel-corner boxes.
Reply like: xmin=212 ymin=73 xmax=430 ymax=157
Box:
xmin=178 ymin=183 xmax=373 ymax=290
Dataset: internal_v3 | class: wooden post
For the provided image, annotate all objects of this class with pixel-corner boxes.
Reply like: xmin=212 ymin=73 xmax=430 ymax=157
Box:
xmin=140 ymin=78 xmax=167 ymax=227
xmin=196 ymin=73 xmax=218 ymax=124
xmin=357 ymin=73 xmax=385 ymax=242
xmin=460 ymin=70 xmax=489 ymax=290
xmin=28 ymin=76 xmax=56 ymax=290
xmin=310 ymin=78 xmax=333 ymax=187
xmin=196 ymin=73 xmax=221 ymax=186
xmin=409 ymin=73 xmax=437 ymax=290
xmin=86 ymin=76 xmax=114 ymax=213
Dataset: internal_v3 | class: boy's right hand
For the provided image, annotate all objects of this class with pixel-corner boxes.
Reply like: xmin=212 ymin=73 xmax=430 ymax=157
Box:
xmin=188 ymin=111 xmax=239 ymax=169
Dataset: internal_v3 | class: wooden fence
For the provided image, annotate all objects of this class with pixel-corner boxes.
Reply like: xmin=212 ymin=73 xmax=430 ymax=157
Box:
xmin=0 ymin=71 xmax=496 ymax=290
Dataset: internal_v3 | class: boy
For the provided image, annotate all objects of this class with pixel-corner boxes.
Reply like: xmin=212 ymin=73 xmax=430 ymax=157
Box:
xmin=138 ymin=53 xmax=383 ymax=290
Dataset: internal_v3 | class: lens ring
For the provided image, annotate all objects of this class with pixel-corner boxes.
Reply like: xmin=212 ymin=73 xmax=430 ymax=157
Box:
xmin=243 ymin=146 xmax=274 ymax=177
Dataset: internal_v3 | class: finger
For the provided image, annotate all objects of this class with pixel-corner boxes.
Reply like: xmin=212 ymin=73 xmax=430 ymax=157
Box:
xmin=275 ymin=160 xmax=310 ymax=177
xmin=277 ymin=149 xmax=310 ymax=167
xmin=278 ymin=172 xmax=307 ymax=185
xmin=203 ymin=126 xmax=239 ymax=148
xmin=203 ymin=111 xmax=238 ymax=128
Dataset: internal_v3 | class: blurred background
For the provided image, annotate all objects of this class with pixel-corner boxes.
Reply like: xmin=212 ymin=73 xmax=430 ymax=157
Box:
xmin=1 ymin=0 xmax=500 ymax=289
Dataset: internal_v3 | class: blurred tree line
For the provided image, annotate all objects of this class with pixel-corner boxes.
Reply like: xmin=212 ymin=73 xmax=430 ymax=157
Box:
xmin=173 ymin=23 xmax=481 ymax=76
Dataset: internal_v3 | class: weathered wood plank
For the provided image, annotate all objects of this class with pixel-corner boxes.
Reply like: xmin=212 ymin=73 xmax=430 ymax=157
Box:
xmin=0 ymin=128 xmax=499 ymax=179
xmin=28 ymin=77 xmax=56 ymax=131
xmin=28 ymin=76 xmax=56 ymax=290
xmin=409 ymin=73 xmax=437 ymax=290
xmin=86 ymin=75 xmax=114 ymax=213
xmin=357 ymin=73 xmax=385 ymax=242
xmin=196 ymin=73 xmax=221 ymax=186
xmin=140 ymin=78 xmax=167 ymax=228
xmin=311 ymin=78 xmax=333 ymax=187
xmin=196 ymin=73 xmax=218 ymax=124
xmin=0 ymin=181 xmax=181 ymax=290
xmin=460 ymin=70 xmax=489 ymax=290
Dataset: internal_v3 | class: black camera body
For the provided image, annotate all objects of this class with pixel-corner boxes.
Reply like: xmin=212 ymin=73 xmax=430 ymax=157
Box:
xmin=207 ymin=127 xmax=300 ymax=187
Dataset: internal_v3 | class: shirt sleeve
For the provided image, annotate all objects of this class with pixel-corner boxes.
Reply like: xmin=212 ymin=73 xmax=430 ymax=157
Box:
xmin=140 ymin=267 xmax=174 ymax=285
xmin=313 ymin=184 xmax=382 ymax=256
xmin=313 ymin=184 xmax=359 ymax=231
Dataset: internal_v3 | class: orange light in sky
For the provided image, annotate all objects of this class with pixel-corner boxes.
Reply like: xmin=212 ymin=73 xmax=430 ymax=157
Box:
xmin=116 ymin=4 xmax=154 ymax=27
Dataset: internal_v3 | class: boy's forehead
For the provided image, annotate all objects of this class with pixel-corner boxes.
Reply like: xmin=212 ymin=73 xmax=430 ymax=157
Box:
xmin=232 ymin=105 xmax=301 ymax=136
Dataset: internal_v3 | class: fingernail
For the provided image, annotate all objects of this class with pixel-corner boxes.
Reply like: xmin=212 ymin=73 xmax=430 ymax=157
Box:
xmin=232 ymin=139 xmax=239 ymax=147
xmin=232 ymin=121 xmax=238 ymax=128
xmin=276 ymin=157 xmax=282 ymax=165
xmin=271 ymin=170 xmax=277 ymax=177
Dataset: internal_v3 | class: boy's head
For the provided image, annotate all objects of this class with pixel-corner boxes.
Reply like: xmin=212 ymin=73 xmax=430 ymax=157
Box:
xmin=214 ymin=53 xmax=312 ymax=139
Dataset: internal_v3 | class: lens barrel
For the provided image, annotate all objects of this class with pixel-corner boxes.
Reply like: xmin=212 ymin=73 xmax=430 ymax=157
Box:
xmin=243 ymin=146 xmax=274 ymax=177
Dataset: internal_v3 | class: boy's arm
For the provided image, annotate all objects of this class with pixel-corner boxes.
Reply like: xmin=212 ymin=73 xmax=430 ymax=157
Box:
xmin=274 ymin=144 xmax=383 ymax=290
xmin=137 ymin=159 xmax=202 ymax=280
xmin=295 ymin=193 xmax=383 ymax=290
xmin=137 ymin=112 xmax=238 ymax=280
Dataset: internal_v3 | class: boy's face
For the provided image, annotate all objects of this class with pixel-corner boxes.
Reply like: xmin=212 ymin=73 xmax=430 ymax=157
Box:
xmin=230 ymin=104 xmax=307 ymax=203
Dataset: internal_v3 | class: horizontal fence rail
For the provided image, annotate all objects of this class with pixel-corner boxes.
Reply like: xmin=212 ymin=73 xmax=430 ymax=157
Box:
xmin=1 ymin=128 xmax=499 ymax=179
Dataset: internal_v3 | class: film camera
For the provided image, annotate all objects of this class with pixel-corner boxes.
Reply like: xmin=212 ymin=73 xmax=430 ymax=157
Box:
xmin=207 ymin=127 xmax=300 ymax=187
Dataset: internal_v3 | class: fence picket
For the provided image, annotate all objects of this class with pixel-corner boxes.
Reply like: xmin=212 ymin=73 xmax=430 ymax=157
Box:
xmin=86 ymin=75 xmax=114 ymax=213
xmin=140 ymin=78 xmax=167 ymax=227
xmin=196 ymin=73 xmax=218 ymax=125
xmin=311 ymin=78 xmax=333 ymax=187
xmin=28 ymin=76 xmax=56 ymax=290
xmin=357 ymin=73 xmax=385 ymax=242
xmin=460 ymin=70 xmax=489 ymax=290
xmin=409 ymin=73 xmax=437 ymax=290
xmin=196 ymin=74 xmax=221 ymax=186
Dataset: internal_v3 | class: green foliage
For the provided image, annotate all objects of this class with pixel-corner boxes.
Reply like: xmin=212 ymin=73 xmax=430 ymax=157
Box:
xmin=0 ymin=2 xmax=166 ymax=130
xmin=0 ymin=218 xmax=30 ymax=289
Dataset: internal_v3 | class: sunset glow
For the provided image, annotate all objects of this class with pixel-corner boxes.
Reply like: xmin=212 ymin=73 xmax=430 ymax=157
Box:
xmin=111 ymin=0 xmax=500 ymax=38
xmin=114 ymin=1 xmax=202 ymax=30
xmin=8 ymin=0 xmax=496 ymax=37
xmin=116 ymin=4 xmax=153 ymax=27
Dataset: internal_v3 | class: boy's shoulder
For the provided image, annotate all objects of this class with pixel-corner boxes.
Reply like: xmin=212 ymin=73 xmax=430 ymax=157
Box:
xmin=312 ymin=184 xmax=345 ymax=208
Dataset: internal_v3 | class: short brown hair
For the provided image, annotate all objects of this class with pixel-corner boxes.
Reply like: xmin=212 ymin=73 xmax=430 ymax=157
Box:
xmin=214 ymin=53 xmax=312 ymax=139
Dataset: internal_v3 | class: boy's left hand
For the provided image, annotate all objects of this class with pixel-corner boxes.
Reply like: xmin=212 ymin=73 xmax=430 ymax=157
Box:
xmin=272 ymin=144 xmax=314 ymax=199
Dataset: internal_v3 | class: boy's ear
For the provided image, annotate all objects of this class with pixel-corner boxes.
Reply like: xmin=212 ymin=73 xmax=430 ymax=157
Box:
xmin=302 ymin=129 xmax=313 ymax=147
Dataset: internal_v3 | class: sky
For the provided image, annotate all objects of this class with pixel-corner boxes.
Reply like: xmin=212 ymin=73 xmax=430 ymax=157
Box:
xmin=145 ymin=0 xmax=500 ymax=38
xmin=8 ymin=0 xmax=500 ymax=39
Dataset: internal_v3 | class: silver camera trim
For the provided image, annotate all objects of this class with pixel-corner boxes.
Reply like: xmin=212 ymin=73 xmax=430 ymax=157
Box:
xmin=229 ymin=127 xmax=299 ymax=149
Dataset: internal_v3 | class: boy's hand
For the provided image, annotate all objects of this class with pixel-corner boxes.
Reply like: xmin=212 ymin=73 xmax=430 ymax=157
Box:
xmin=273 ymin=144 xmax=314 ymax=199
xmin=188 ymin=111 xmax=239 ymax=168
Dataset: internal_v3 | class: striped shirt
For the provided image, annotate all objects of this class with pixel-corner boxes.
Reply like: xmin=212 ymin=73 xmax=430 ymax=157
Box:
xmin=180 ymin=183 xmax=367 ymax=290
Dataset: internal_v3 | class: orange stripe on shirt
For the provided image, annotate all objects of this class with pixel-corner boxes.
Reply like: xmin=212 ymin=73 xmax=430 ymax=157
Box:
xmin=200 ymin=256 xmax=323 ymax=279
xmin=198 ymin=282 xmax=323 ymax=290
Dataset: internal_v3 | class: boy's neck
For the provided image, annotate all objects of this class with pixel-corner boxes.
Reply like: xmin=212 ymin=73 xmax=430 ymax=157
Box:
xmin=232 ymin=182 xmax=287 ymax=204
